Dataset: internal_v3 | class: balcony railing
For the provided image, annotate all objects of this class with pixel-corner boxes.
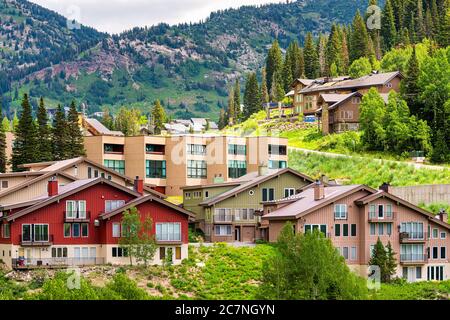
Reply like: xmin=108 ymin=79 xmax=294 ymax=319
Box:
xmin=400 ymin=254 xmax=427 ymax=264
xmin=214 ymin=214 xmax=234 ymax=223
xmin=12 ymin=257 xmax=105 ymax=269
xmin=20 ymin=234 xmax=54 ymax=246
xmin=368 ymin=212 xmax=396 ymax=222
xmin=399 ymin=232 xmax=427 ymax=243
xmin=64 ymin=211 xmax=91 ymax=223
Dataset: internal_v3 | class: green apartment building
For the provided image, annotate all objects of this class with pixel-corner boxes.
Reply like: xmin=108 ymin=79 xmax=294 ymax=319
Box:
xmin=182 ymin=168 xmax=315 ymax=242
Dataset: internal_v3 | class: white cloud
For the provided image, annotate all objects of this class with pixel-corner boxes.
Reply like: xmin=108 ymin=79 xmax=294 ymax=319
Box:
xmin=29 ymin=0 xmax=281 ymax=34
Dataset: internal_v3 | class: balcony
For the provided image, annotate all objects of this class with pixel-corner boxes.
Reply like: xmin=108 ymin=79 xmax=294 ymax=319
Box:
xmin=368 ymin=212 xmax=395 ymax=222
xmin=146 ymin=144 xmax=165 ymax=155
xmin=12 ymin=257 xmax=105 ymax=269
xmin=399 ymin=232 xmax=427 ymax=243
xmin=400 ymin=254 xmax=428 ymax=265
xmin=214 ymin=214 xmax=234 ymax=223
xmin=64 ymin=211 xmax=91 ymax=223
xmin=20 ymin=234 xmax=53 ymax=246
xmin=104 ymin=144 xmax=124 ymax=155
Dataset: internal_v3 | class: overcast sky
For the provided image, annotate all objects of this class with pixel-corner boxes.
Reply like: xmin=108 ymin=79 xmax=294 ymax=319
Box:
xmin=29 ymin=0 xmax=281 ymax=34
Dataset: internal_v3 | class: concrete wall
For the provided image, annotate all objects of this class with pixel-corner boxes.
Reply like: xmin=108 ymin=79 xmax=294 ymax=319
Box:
xmin=390 ymin=185 xmax=450 ymax=206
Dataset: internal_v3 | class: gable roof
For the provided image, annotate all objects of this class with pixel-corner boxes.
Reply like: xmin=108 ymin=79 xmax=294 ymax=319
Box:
xmin=291 ymin=78 xmax=315 ymax=88
xmin=199 ymin=168 xmax=316 ymax=207
xmin=84 ymin=118 xmax=124 ymax=136
xmin=99 ymin=194 xmax=195 ymax=221
xmin=5 ymin=178 xmax=142 ymax=222
xmin=263 ymin=185 xmax=377 ymax=220
xmin=300 ymin=71 xmax=403 ymax=94
xmin=355 ymin=190 xmax=450 ymax=230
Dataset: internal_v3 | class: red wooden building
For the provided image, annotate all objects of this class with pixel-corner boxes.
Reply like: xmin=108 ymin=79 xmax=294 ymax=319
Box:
xmin=0 ymin=177 xmax=193 ymax=269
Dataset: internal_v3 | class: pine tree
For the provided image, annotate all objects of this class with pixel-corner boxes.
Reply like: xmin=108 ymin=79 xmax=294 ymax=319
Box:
xmin=282 ymin=51 xmax=294 ymax=92
xmin=12 ymin=112 xmax=19 ymax=132
xmin=340 ymin=27 xmax=350 ymax=73
xmin=327 ymin=24 xmax=343 ymax=75
xmin=424 ymin=6 xmax=434 ymax=39
xmin=350 ymin=10 xmax=370 ymax=62
xmin=381 ymin=0 xmax=397 ymax=51
xmin=227 ymin=87 xmax=235 ymax=125
xmin=298 ymin=47 xmax=305 ymax=78
xmin=303 ymin=32 xmax=319 ymax=79
xmin=218 ymin=108 xmax=227 ymax=130
xmin=1 ymin=117 xmax=10 ymax=132
xmin=266 ymin=40 xmax=283 ymax=92
xmin=66 ymin=101 xmax=85 ymax=158
xmin=270 ymin=72 xmax=285 ymax=102
xmin=151 ymin=99 xmax=166 ymax=135
xmin=401 ymin=46 xmax=422 ymax=116
xmin=233 ymin=79 xmax=242 ymax=122
xmin=243 ymin=73 xmax=261 ymax=119
xmin=0 ymin=100 xmax=6 ymax=173
xmin=385 ymin=241 xmax=397 ymax=283
xmin=11 ymin=93 xmax=38 ymax=171
xmin=260 ymin=67 xmax=270 ymax=105
xmin=431 ymin=129 xmax=450 ymax=163
xmin=52 ymin=104 xmax=68 ymax=161
xmin=436 ymin=0 xmax=450 ymax=47
xmin=317 ymin=34 xmax=328 ymax=76
xmin=36 ymin=97 xmax=53 ymax=162
xmin=416 ymin=0 xmax=426 ymax=40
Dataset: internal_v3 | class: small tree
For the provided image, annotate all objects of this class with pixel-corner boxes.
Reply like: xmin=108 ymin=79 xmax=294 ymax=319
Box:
xmin=348 ymin=57 xmax=372 ymax=78
xmin=151 ymin=100 xmax=166 ymax=135
xmin=385 ymin=241 xmax=397 ymax=283
xmin=369 ymin=238 xmax=397 ymax=283
xmin=66 ymin=100 xmax=86 ymax=158
xmin=119 ymin=207 xmax=157 ymax=267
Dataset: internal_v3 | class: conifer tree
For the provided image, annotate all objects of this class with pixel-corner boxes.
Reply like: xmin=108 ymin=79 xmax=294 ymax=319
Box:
xmin=151 ymin=99 xmax=166 ymax=135
xmin=266 ymin=40 xmax=283 ymax=92
xmin=401 ymin=46 xmax=422 ymax=116
xmin=350 ymin=10 xmax=370 ymax=62
xmin=66 ymin=101 xmax=86 ymax=158
xmin=233 ymin=79 xmax=242 ymax=122
xmin=36 ymin=97 xmax=53 ymax=162
xmin=381 ymin=0 xmax=397 ymax=51
xmin=0 ymin=100 xmax=6 ymax=173
xmin=317 ymin=34 xmax=328 ymax=76
xmin=11 ymin=94 xmax=38 ymax=171
xmin=416 ymin=0 xmax=426 ymax=40
xmin=340 ymin=27 xmax=350 ymax=73
xmin=243 ymin=73 xmax=261 ymax=119
xmin=1 ymin=117 xmax=9 ymax=132
xmin=385 ymin=241 xmax=397 ymax=283
xmin=260 ymin=67 xmax=270 ymax=105
xmin=282 ymin=51 xmax=294 ymax=92
xmin=12 ymin=112 xmax=19 ymax=132
xmin=270 ymin=72 xmax=285 ymax=102
xmin=52 ymin=104 xmax=68 ymax=161
xmin=436 ymin=0 xmax=450 ymax=47
xmin=227 ymin=87 xmax=235 ymax=125
xmin=303 ymin=32 xmax=319 ymax=79
xmin=218 ymin=108 xmax=227 ymax=130
xmin=326 ymin=24 xmax=343 ymax=75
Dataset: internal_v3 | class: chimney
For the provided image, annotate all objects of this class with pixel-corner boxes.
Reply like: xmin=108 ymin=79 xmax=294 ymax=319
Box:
xmin=47 ymin=178 xmax=58 ymax=197
xmin=134 ymin=176 xmax=144 ymax=195
xmin=313 ymin=180 xmax=325 ymax=201
xmin=258 ymin=164 xmax=268 ymax=176
xmin=439 ymin=209 xmax=448 ymax=223
xmin=320 ymin=174 xmax=329 ymax=185
xmin=379 ymin=182 xmax=391 ymax=193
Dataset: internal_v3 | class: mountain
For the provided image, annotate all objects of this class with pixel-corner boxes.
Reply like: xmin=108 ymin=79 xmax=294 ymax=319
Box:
xmin=1 ymin=0 xmax=370 ymax=120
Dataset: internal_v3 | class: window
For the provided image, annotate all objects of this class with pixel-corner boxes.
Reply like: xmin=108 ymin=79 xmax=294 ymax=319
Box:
xmin=441 ymin=232 xmax=446 ymax=239
xmin=340 ymin=110 xmax=353 ymax=120
xmin=351 ymin=247 xmax=357 ymax=260
xmin=351 ymin=224 xmax=357 ymax=237
xmin=146 ymin=160 xmax=166 ymax=178
xmin=284 ymin=188 xmax=295 ymax=198
xmin=88 ymin=167 xmax=92 ymax=179
xmin=104 ymin=144 xmax=124 ymax=154
xmin=385 ymin=205 xmax=393 ymax=218
xmin=335 ymin=224 xmax=341 ymax=237
xmin=401 ymin=244 xmax=424 ymax=262
xmin=64 ymin=223 xmax=71 ymax=237
xmin=2 ymin=224 xmax=10 ymax=238
xmin=228 ymin=144 xmax=246 ymax=155
xmin=205 ymin=191 xmax=209 ymax=198
xmin=378 ymin=223 xmax=384 ymax=235
xmin=305 ymin=224 xmax=327 ymax=236
xmin=34 ymin=224 xmax=49 ymax=242
xmin=193 ymin=191 xmax=202 ymax=199
xmin=416 ymin=267 xmax=422 ymax=279
xmin=433 ymin=228 xmax=439 ymax=239
xmin=343 ymin=224 xmax=349 ymax=237
xmin=370 ymin=223 xmax=376 ymax=235
xmin=378 ymin=204 xmax=384 ymax=219
xmin=369 ymin=204 xmax=376 ymax=219
xmin=432 ymin=247 xmax=438 ymax=259
xmin=156 ymin=223 xmax=181 ymax=241
xmin=105 ymin=200 xmax=125 ymax=213
xmin=386 ymin=223 xmax=392 ymax=235
xmin=441 ymin=247 xmax=446 ymax=259
xmin=334 ymin=204 xmax=347 ymax=220
xmin=215 ymin=225 xmax=232 ymax=236
xmin=65 ymin=200 xmax=87 ymax=219
xmin=72 ymin=224 xmax=80 ymax=238
xmin=385 ymin=82 xmax=393 ymax=88
xmin=1 ymin=181 xmax=8 ymax=189
xmin=228 ymin=160 xmax=247 ymax=178
xmin=187 ymin=144 xmax=206 ymax=155
xmin=187 ymin=160 xmax=207 ymax=179
xmin=185 ymin=192 xmax=191 ymax=200
xmin=51 ymin=247 xmax=68 ymax=258
xmin=235 ymin=209 xmax=255 ymax=221
xmin=81 ymin=223 xmax=88 ymax=237
xmin=112 ymin=223 xmax=121 ymax=238
xmin=268 ymin=144 xmax=287 ymax=156
xmin=175 ymin=247 xmax=182 ymax=260
xmin=342 ymin=247 xmax=349 ymax=260
xmin=351 ymin=97 xmax=361 ymax=104
xmin=94 ymin=170 xmax=99 ymax=178
xmin=400 ymin=222 xmax=424 ymax=239
xmin=159 ymin=247 xmax=166 ymax=260
xmin=146 ymin=144 xmax=165 ymax=154
xmin=104 ymin=160 xmax=125 ymax=174
xmin=22 ymin=224 xmax=32 ymax=242
xmin=112 ymin=247 xmax=128 ymax=258
xmin=268 ymin=160 xmax=287 ymax=169
xmin=428 ymin=266 xmax=444 ymax=281
xmin=262 ymin=188 xmax=275 ymax=202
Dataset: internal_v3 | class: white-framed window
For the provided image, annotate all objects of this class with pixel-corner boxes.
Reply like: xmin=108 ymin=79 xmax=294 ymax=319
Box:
xmin=185 ymin=192 xmax=191 ymax=200
xmin=441 ymin=231 xmax=446 ymax=239
xmin=72 ymin=223 xmax=80 ymax=238
xmin=193 ymin=191 xmax=202 ymax=199
xmin=433 ymin=228 xmax=439 ymax=239
xmin=63 ymin=223 xmax=71 ymax=238
xmin=340 ymin=110 xmax=353 ymax=120
xmin=51 ymin=247 xmax=68 ymax=258
xmin=214 ymin=225 xmax=232 ymax=236
xmin=66 ymin=200 xmax=87 ymax=219
xmin=156 ymin=223 xmax=181 ymax=241
xmin=235 ymin=209 xmax=255 ymax=221
xmin=342 ymin=247 xmax=349 ymax=260
xmin=81 ymin=223 xmax=89 ymax=237
xmin=105 ymin=200 xmax=125 ymax=213
xmin=112 ymin=247 xmax=128 ymax=258
xmin=112 ymin=223 xmax=121 ymax=238
xmin=334 ymin=204 xmax=347 ymax=219
xmin=33 ymin=224 xmax=49 ymax=242
xmin=370 ymin=223 xmax=376 ymax=235
xmin=351 ymin=246 xmax=357 ymax=260
xmin=428 ymin=265 xmax=444 ymax=281
xmin=304 ymin=224 xmax=327 ymax=236
xmin=284 ymin=188 xmax=295 ymax=198
xmin=441 ymin=247 xmax=446 ymax=259
xmin=400 ymin=222 xmax=424 ymax=239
